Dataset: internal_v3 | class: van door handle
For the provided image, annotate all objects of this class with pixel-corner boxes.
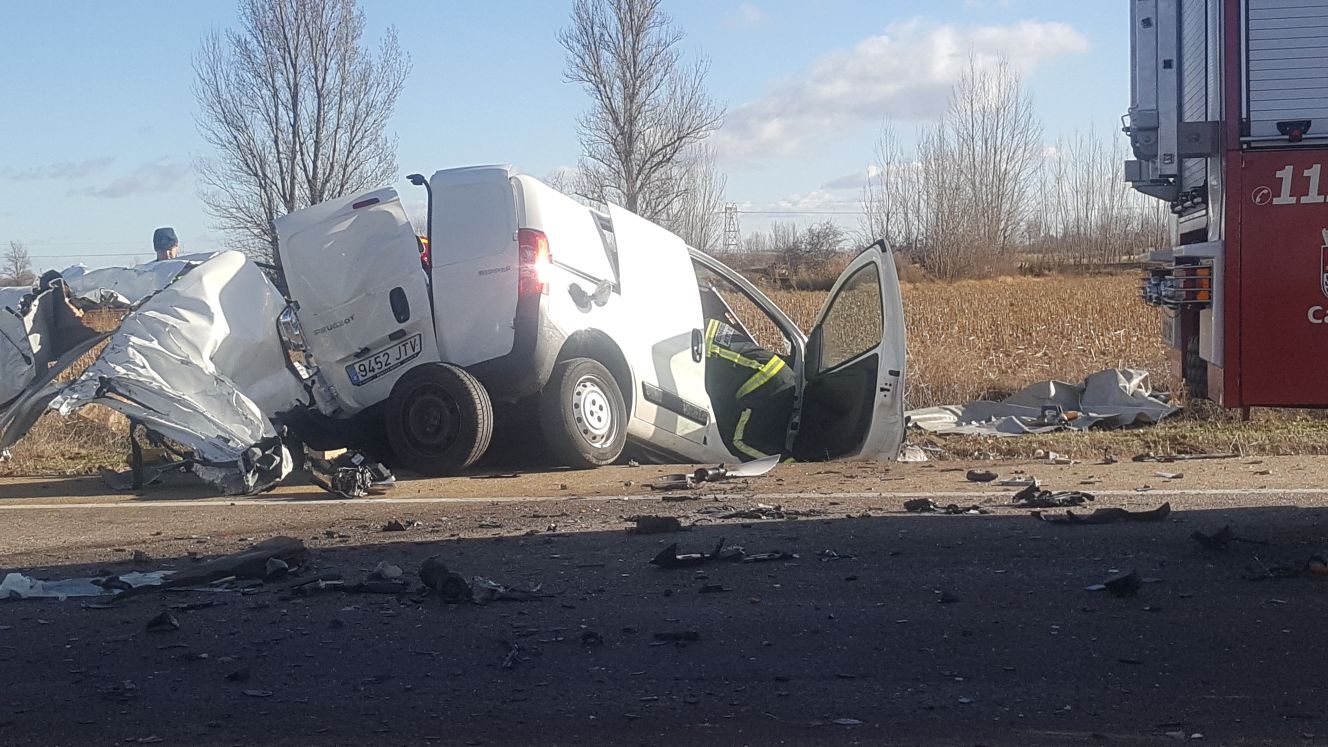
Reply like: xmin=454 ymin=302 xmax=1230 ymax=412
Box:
xmin=691 ymin=328 xmax=703 ymax=363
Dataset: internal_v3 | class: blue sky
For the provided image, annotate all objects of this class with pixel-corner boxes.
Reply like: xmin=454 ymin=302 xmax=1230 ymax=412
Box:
xmin=0 ymin=1 xmax=1127 ymax=271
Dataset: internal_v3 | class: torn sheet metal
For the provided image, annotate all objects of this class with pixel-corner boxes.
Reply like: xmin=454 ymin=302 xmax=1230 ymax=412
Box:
xmin=0 ymin=571 xmax=171 ymax=600
xmin=58 ymin=256 xmax=204 ymax=308
xmin=906 ymin=369 xmax=1179 ymax=437
xmin=0 ymin=252 xmax=309 ymax=494
xmin=49 ymin=251 xmax=307 ymax=493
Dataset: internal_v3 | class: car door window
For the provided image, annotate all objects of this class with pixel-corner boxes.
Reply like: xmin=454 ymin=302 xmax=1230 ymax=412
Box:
xmin=817 ymin=264 xmax=883 ymax=372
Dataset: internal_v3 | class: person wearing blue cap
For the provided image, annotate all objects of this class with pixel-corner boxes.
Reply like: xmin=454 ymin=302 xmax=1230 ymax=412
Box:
xmin=153 ymin=227 xmax=179 ymax=261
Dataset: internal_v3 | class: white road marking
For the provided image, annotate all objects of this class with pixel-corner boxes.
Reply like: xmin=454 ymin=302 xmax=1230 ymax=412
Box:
xmin=2 ymin=487 xmax=1328 ymax=511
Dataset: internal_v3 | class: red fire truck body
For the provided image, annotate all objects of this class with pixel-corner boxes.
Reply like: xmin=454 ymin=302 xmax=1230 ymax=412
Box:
xmin=1128 ymin=0 xmax=1328 ymax=407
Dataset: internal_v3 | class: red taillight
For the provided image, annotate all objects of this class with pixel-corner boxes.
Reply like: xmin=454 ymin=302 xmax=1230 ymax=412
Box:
xmin=517 ymin=228 xmax=551 ymax=296
xmin=417 ymin=235 xmax=431 ymax=270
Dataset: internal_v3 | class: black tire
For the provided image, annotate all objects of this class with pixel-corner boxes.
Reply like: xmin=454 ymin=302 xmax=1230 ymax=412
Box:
xmin=539 ymin=357 xmax=627 ymax=468
xmin=385 ymin=363 xmax=493 ymax=476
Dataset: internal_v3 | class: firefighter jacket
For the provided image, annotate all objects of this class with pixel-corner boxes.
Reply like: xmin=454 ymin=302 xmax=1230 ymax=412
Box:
xmin=703 ymin=318 xmax=796 ymax=459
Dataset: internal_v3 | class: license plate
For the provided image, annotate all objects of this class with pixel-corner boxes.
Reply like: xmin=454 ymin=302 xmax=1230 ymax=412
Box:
xmin=346 ymin=334 xmax=423 ymax=386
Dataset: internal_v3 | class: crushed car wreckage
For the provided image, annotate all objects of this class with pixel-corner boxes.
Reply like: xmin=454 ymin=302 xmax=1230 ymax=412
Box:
xmin=0 ymin=166 xmax=909 ymax=494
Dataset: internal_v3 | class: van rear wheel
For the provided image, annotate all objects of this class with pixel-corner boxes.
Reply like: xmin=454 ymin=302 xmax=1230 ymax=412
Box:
xmin=386 ymin=363 xmax=493 ymax=476
xmin=540 ymin=357 xmax=626 ymax=468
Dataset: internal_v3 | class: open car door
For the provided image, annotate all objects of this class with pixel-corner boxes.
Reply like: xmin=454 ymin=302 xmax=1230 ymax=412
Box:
xmin=792 ymin=241 xmax=906 ymax=461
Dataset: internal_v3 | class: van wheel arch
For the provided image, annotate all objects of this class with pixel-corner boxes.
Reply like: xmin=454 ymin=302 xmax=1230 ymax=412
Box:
xmin=554 ymin=330 xmax=633 ymax=417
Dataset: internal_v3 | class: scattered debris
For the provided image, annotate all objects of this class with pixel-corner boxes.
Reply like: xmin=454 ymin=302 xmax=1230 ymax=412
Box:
xmin=1191 ymin=526 xmax=1268 ymax=551
xmin=1011 ymin=483 xmax=1094 ymax=508
xmin=145 ymin=611 xmax=180 ymax=633
xmin=650 ymin=539 xmax=797 ymax=568
xmin=471 ymin=577 xmax=545 ymax=604
xmin=1154 ymin=471 xmax=1184 ymax=480
xmin=896 ymin=444 xmax=929 ymax=462
xmin=1035 ymin=502 xmax=1171 ymax=525
xmin=817 ymin=550 xmax=854 ymax=561
xmin=381 ymin=519 xmax=415 ymax=532
xmin=101 ymin=680 xmax=140 ymax=702
xmin=371 ymin=561 xmax=403 ymax=581
xmin=832 ymin=718 xmax=863 ymax=726
xmin=660 ymin=494 xmax=700 ymax=502
xmin=263 ymin=557 xmax=289 ymax=581
xmin=419 ymin=557 xmax=470 ymax=603
xmin=308 ymin=450 xmax=394 ymax=498
xmin=1086 ymin=569 xmax=1143 ymax=597
xmin=1 ymin=570 xmax=171 ymax=600
xmin=998 ymin=477 xmax=1038 ymax=488
xmin=653 ymin=630 xmax=700 ymax=642
xmin=1133 ymin=452 xmax=1238 ymax=463
xmin=629 ymin=515 xmax=684 ymax=534
xmin=903 ymin=498 xmax=989 ymax=515
xmin=965 ymin=469 xmax=998 ymax=482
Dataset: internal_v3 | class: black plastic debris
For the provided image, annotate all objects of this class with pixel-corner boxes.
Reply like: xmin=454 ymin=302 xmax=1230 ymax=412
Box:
xmin=419 ymin=556 xmax=470 ymax=604
xmin=1133 ymin=452 xmax=1238 ymax=463
xmin=653 ymin=630 xmax=700 ymax=642
xmin=308 ymin=450 xmax=394 ymax=499
xmin=1012 ymin=483 xmax=1095 ymax=508
xmin=1086 ymin=569 xmax=1143 ymax=597
xmin=966 ymin=469 xmax=998 ymax=483
xmin=630 ymin=516 xmax=684 ymax=534
xmin=904 ymin=498 xmax=990 ymax=515
xmin=650 ymin=539 xmax=797 ymax=568
xmin=145 ymin=610 xmax=180 ymax=633
xmin=1035 ymin=502 xmax=1171 ymax=525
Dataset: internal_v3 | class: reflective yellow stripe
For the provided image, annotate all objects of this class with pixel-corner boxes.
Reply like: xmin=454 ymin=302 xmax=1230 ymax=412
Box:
xmin=712 ymin=346 xmax=763 ymax=370
xmin=732 ymin=408 xmax=768 ymax=458
xmin=704 ymin=319 xmax=720 ymax=355
xmin=735 ymin=356 xmax=785 ymax=399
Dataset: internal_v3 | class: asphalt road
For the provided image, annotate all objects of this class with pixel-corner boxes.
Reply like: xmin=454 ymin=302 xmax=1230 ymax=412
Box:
xmin=2 ymin=457 xmax=1328 ymax=745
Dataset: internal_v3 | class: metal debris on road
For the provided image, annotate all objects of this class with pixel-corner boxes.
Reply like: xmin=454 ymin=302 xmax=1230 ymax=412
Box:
xmin=1034 ymin=502 xmax=1172 ymax=525
xmin=629 ymin=515 xmax=684 ymax=534
xmin=145 ymin=610 xmax=181 ymax=633
xmin=1192 ymin=525 xmax=1268 ymax=551
xmin=1133 ymin=452 xmax=1239 ymax=463
xmin=1086 ymin=569 xmax=1143 ymax=597
xmin=418 ymin=557 xmax=470 ymax=603
xmin=904 ymin=498 xmax=990 ymax=515
xmin=966 ymin=469 xmax=998 ymax=482
xmin=470 ymin=576 xmax=545 ymax=604
xmin=1011 ymin=483 xmax=1095 ymax=508
xmin=650 ymin=539 xmax=797 ymax=568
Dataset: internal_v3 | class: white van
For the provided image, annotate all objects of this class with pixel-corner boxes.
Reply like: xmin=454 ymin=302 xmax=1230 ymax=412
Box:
xmin=273 ymin=165 xmax=907 ymax=474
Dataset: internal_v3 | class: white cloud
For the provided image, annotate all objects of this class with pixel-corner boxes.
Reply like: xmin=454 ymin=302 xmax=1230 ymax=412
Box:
xmin=729 ymin=3 xmax=767 ymax=29
xmin=76 ymin=159 xmax=189 ymax=199
xmin=716 ymin=19 xmax=1090 ymax=161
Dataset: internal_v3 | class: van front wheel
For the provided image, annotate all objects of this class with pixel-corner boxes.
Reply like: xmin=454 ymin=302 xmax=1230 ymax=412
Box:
xmin=540 ymin=357 xmax=626 ymax=468
xmin=386 ymin=363 xmax=493 ymax=476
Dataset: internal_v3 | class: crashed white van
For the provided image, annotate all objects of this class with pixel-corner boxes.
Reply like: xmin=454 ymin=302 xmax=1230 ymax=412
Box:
xmin=0 ymin=165 xmax=906 ymax=492
xmin=272 ymin=165 xmax=907 ymax=475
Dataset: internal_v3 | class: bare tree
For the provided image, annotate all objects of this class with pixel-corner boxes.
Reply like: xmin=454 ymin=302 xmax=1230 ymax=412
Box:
xmin=193 ymin=0 xmax=410 ymax=264
xmin=860 ymin=124 xmax=924 ymax=252
xmin=559 ymin=0 xmax=724 ymax=223
xmin=2 ymin=241 xmax=35 ymax=287
xmin=662 ymin=144 xmax=726 ymax=251
xmin=949 ymin=58 xmax=1042 ymax=258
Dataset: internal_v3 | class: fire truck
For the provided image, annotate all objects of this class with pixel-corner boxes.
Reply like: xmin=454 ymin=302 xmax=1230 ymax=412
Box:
xmin=1127 ymin=0 xmax=1328 ymax=408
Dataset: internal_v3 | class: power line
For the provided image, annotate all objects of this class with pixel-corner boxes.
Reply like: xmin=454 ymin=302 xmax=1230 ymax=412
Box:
xmin=735 ymin=209 xmax=861 ymax=216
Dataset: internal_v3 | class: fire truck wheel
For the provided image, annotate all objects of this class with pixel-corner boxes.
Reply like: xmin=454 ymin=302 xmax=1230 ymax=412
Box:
xmin=385 ymin=363 xmax=493 ymax=476
xmin=540 ymin=357 xmax=627 ymax=468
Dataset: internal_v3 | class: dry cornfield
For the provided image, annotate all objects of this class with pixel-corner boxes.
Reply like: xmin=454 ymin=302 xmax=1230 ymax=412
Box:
xmin=766 ymin=273 xmax=1174 ymax=408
